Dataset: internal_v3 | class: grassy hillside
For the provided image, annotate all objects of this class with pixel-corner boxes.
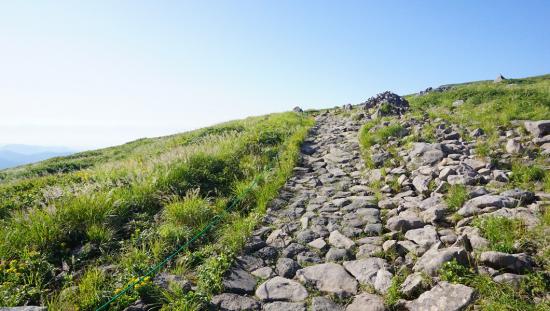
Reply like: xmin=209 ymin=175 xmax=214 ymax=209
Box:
xmin=0 ymin=112 xmax=313 ymax=309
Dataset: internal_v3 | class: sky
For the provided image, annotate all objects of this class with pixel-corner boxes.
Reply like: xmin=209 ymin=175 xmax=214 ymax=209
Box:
xmin=1 ymin=1 xmax=549 ymax=149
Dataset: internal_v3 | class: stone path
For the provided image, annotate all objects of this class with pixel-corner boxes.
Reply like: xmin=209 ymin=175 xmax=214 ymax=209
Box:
xmin=210 ymin=109 xmax=548 ymax=311
xmin=212 ymin=113 xmax=384 ymax=311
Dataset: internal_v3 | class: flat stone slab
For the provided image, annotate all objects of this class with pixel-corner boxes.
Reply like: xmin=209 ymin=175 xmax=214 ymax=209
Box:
xmin=405 ymin=282 xmax=475 ymax=311
xmin=255 ymin=276 xmax=308 ymax=302
xmin=296 ymin=263 xmax=357 ymax=297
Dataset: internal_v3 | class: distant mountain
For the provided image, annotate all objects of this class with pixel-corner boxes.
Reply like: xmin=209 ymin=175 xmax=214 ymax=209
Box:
xmin=0 ymin=144 xmax=75 ymax=170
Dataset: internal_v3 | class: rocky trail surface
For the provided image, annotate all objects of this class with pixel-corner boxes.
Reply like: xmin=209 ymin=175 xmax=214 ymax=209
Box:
xmin=210 ymin=107 xmax=549 ymax=311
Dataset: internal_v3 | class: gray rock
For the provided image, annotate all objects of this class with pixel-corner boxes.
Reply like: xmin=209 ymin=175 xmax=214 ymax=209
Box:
xmin=266 ymin=229 xmax=292 ymax=248
xmin=356 ymin=243 xmax=383 ymax=258
xmin=296 ymin=263 xmax=358 ymax=297
xmin=413 ymin=246 xmax=469 ymax=276
xmin=494 ymin=74 xmax=506 ymax=83
xmin=343 ymin=258 xmax=390 ymax=286
xmin=326 ymin=247 xmax=351 ymax=262
xmin=405 ymin=225 xmax=440 ymax=247
xmin=524 ymin=120 xmax=550 ymax=137
xmin=328 ymin=230 xmax=355 ymax=250
xmin=405 ymin=282 xmax=475 ymax=311
xmin=345 ymin=293 xmax=385 ymax=311
xmin=400 ymin=272 xmax=427 ymax=297
xmin=493 ymin=273 xmax=526 ymax=289
xmin=308 ymin=238 xmax=327 ymax=250
xmin=452 ymin=99 xmax=465 ymax=107
xmin=276 ymin=258 xmax=300 ymax=278
xmin=295 ymin=229 xmax=319 ymax=243
xmin=293 ymin=106 xmax=303 ymax=113
xmin=311 ymin=296 xmax=344 ymax=311
xmin=263 ymin=302 xmax=305 ymax=311
xmin=364 ymin=223 xmax=383 ymax=236
xmin=500 ymin=188 xmax=535 ymax=205
xmin=412 ymin=175 xmax=432 ymax=195
xmin=374 ymin=269 xmax=393 ymax=294
xmin=506 ymin=139 xmax=523 ymax=153
xmin=252 ymin=266 xmax=275 ymax=279
xmin=211 ymin=293 xmax=261 ymax=310
xmin=255 ymin=277 xmax=308 ymax=302
xmin=153 ymin=272 xmax=191 ymax=292
xmin=282 ymin=243 xmax=307 ymax=258
xmin=458 ymin=194 xmax=517 ymax=217
xmin=223 ymin=266 xmax=257 ymax=294
xmin=479 ymin=251 xmax=533 ymax=274
xmin=386 ymin=211 xmax=425 ymax=232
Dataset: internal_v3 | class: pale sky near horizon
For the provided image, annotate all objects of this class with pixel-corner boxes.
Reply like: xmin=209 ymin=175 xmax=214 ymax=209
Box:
xmin=1 ymin=1 xmax=549 ymax=149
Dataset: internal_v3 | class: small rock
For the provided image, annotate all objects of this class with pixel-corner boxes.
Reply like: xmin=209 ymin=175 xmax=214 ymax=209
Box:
xmin=386 ymin=211 xmax=425 ymax=232
xmin=400 ymin=272 xmax=427 ymax=297
xmin=343 ymin=258 xmax=390 ymax=286
xmin=276 ymin=258 xmax=300 ymax=278
xmin=255 ymin=277 xmax=308 ymax=302
xmin=345 ymin=293 xmax=385 ymax=311
xmin=479 ymin=251 xmax=534 ymax=274
xmin=506 ymin=139 xmax=523 ymax=153
xmin=405 ymin=225 xmax=440 ymax=247
xmin=328 ymin=230 xmax=355 ymax=250
xmin=413 ymin=246 xmax=470 ymax=276
xmin=296 ymin=263 xmax=358 ymax=297
xmin=263 ymin=302 xmax=305 ymax=311
xmin=374 ymin=269 xmax=393 ymax=294
xmin=252 ymin=267 xmax=275 ymax=279
xmin=211 ymin=293 xmax=261 ymax=311
xmin=311 ymin=296 xmax=344 ymax=311
xmin=458 ymin=194 xmax=517 ymax=217
xmin=326 ymin=248 xmax=351 ymax=262
xmin=308 ymin=237 xmax=327 ymax=250
xmin=223 ymin=266 xmax=257 ymax=294
xmin=493 ymin=273 xmax=526 ymax=289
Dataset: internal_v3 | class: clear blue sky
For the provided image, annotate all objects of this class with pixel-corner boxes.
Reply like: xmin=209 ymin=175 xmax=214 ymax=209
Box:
xmin=1 ymin=0 xmax=549 ymax=148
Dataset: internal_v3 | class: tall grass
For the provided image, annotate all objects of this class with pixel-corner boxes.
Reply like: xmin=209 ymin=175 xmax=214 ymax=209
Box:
xmin=0 ymin=112 xmax=313 ymax=308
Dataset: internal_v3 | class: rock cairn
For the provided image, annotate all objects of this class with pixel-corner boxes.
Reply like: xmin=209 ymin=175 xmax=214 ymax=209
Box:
xmin=210 ymin=111 xmax=548 ymax=311
xmin=361 ymin=91 xmax=409 ymax=118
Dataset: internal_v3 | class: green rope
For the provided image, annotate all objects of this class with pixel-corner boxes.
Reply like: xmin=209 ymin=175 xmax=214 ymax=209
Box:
xmin=96 ymin=159 xmax=274 ymax=311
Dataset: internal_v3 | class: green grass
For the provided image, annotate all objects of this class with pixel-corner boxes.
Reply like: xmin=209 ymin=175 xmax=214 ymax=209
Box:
xmin=445 ymin=184 xmax=468 ymax=212
xmin=406 ymin=74 xmax=550 ymax=137
xmin=473 ymin=216 xmax=525 ymax=253
xmin=0 ymin=112 xmax=313 ymax=309
xmin=360 ymin=122 xmax=406 ymax=149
